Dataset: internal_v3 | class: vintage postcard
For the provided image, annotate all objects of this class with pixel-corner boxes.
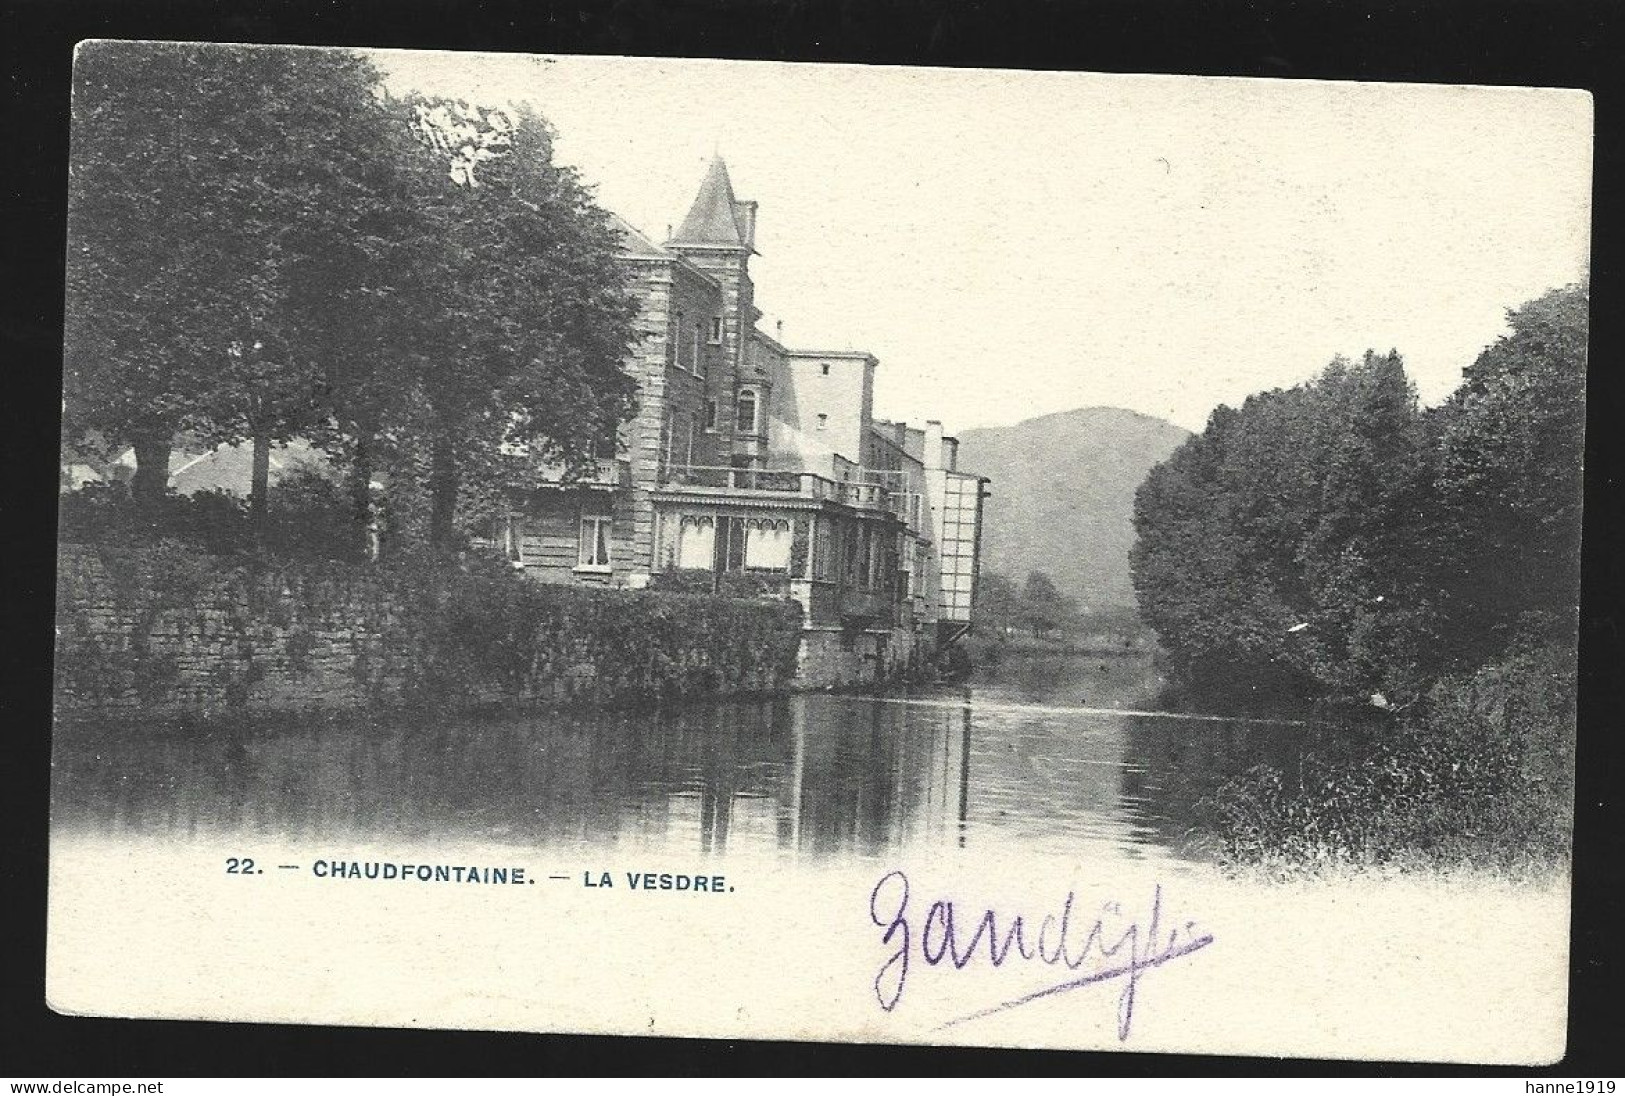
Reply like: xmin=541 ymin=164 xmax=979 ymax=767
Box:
xmin=49 ymin=44 xmax=1590 ymax=1064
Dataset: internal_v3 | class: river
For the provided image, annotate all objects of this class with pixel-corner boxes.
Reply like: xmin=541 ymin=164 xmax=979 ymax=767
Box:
xmin=46 ymin=650 xmax=1569 ymax=1061
xmin=52 ymin=651 xmax=1304 ymax=870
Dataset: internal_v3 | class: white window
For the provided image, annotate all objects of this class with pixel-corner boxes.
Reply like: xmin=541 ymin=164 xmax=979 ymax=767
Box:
xmin=744 ymin=519 xmax=791 ymax=571
xmin=709 ymin=316 xmax=724 ymax=344
xmin=677 ymin=515 xmax=715 ymax=570
xmin=816 ymin=413 xmax=827 ymax=431
xmin=736 ymin=388 xmax=759 ymax=434
xmin=500 ymin=514 xmax=524 ymax=565
xmin=578 ymin=514 xmax=612 ymax=569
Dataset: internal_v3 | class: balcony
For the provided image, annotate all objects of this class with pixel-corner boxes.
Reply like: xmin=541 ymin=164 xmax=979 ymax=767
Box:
xmin=838 ymin=481 xmax=887 ymax=510
xmin=664 ymin=465 xmax=822 ymax=493
xmin=658 ymin=465 xmax=905 ymax=518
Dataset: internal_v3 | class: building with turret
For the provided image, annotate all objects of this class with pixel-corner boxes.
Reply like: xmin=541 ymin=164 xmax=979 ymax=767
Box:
xmin=492 ymin=158 xmax=988 ymax=684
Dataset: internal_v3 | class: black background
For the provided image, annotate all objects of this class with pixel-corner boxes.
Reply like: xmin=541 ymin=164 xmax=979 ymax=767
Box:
xmin=3 ymin=0 xmax=1620 ymax=1077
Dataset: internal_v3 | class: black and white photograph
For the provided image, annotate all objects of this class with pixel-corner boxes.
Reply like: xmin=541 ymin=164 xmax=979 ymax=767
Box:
xmin=47 ymin=43 xmax=1591 ymax=1064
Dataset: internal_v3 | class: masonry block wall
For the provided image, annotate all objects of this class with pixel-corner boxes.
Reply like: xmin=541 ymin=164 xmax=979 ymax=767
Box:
xmin=614 ymin=254 xmax=731 ymax=580
xmin=621 ymin=258 xmax=679 ymax=572
xmin=669 ymin=245 xmax=752 ymax=454
xmin=796 ymin=627 xmax=921 ymax=690
xmin=54 ymin=545 xmax=806 ymax=721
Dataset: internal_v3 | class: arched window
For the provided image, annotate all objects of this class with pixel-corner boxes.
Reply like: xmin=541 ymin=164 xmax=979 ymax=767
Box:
xmin=744 ymin=518 xmax=791 ymax=571
xmin=677 ymin=515 xmax=715 ymax=570
xmin=735 ymin=388 xmax=759 ymax=434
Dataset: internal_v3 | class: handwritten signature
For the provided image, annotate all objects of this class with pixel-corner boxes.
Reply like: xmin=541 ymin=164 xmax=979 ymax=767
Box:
xmin=868 ymin=869 xmax=1213 ymax=1039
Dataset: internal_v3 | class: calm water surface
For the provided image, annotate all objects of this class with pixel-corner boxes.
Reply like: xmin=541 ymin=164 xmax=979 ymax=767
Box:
xmin=52 ymin=654 xmax=1306 ymax=867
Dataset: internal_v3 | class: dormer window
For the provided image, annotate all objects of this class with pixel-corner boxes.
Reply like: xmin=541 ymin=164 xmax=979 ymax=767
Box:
xmin=709 ymin=316 xmax=724 ymax=344
xmin=736 ymin=387 xmax=759 ymax=435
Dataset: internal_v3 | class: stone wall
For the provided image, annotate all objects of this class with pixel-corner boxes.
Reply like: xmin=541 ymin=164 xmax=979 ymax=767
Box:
xmin=54 ymin=544 xmax=805 ymax=721
xmin=795 ymin=625 xmax=921 ymax=690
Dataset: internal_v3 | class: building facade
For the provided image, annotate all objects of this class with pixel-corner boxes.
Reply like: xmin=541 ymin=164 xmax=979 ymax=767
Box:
xmin=493 ymin=158 xmax=989 ymax=685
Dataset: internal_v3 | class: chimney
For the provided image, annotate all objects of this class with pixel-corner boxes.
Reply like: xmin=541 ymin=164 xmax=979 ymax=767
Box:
xmin=924 ymin=420 xmax=944 ymax=474
xmin=733 ymin=200 xmax=758 ymax=251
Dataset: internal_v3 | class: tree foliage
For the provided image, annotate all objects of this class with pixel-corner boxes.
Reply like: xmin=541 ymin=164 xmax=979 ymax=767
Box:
xmin=1426 ymin=285 xmax=1588 ymax=671
xmin=386 ymin=97 xmax=639 ymax=554
xmin=973 ymin=569 xmax=1080 ymax=639
xmin=973 ymin=572 xmax=1022 ymax=635
xmin=65 ymin=44 xmax=391 ymax=504
xmin=62 ymin=42 xmax=640 ymax=558
xmin=1020 ymin=570 xmax=1074 ymax=638
xmin=1131 ymin=286 xmax=1587 ymax=706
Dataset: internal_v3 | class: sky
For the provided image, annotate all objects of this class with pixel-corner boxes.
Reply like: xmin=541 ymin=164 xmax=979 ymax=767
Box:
xmin=376 ymin=51 xmax=1592 ymax=436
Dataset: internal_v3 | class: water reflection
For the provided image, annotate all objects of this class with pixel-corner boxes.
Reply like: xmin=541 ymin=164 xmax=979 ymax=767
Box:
xmin=1117 ymin=714 xmax=1306 ymax=855
xmin=52 ymin=655 xmax=1307 ymax=865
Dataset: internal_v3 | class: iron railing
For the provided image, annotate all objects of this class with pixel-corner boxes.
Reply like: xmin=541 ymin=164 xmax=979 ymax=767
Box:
xmin=661 ymin=465 xmax=922 ymax=524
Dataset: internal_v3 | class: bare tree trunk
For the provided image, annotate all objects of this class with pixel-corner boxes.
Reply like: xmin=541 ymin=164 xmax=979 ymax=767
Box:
xmin=249 ymin=431 xmax=271 ymax=543
xmin=429 ymin=433 xmax=458 ymax=560
xmin=130 ymin=434 xmax=171 ymax=507
xmin=351 ymin=431 xmax=377 ymax=562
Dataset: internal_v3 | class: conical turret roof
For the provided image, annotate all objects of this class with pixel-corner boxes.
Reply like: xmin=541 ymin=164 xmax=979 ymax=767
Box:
xmin=671 ymin=157 xmax=746 ymax=248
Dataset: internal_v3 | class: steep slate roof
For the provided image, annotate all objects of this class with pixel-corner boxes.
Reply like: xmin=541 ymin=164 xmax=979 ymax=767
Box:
xmin=670 ymin=157 xmax=747 ymax=248
xmin=606 ymin=211 xmax=674 ymax=259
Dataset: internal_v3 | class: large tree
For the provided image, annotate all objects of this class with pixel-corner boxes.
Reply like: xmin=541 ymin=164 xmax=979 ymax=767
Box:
xmin=1424 ymin=284 xmax=1588 ymax=670
xmin=974 ymin=572 xmax=1022 ymax=637
xmin=1020 ymin=570 xmax=1075 ymax=639
xmin=1295 ymin=350 xmax=1434 ymax=696
xmin=64 ymin=43 xmax=392 ymax=513
xmin=1131 ymin=396 xmax=1320 ymax=696
xmin=389 ymin=98 xmax=639 ymax=557
xmin=1131 ymin=352 xmax=1431 ymax=701
xmin=65 ymin=45 xmax=642 ymax=560
xmin=1131 ymin=286 xmax=1587 ymax=706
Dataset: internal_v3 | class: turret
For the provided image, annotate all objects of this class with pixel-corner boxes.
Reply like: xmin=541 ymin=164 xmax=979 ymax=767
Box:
xmin=669 ymin=157 xmax=762 ymax=463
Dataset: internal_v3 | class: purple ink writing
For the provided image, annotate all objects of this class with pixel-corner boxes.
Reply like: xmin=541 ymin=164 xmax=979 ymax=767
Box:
xmin=867 ymin=869 xmax=1214 ymax=1039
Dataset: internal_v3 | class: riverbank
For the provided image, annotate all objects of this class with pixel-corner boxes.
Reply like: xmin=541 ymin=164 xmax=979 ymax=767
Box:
xmin=965 ymin=629 xmax=1156 ymax=662
xmin=1175 ymin=639 xmax=1577 ymax=878
xmin=961 ymin=636 xmax=1575 ymax=879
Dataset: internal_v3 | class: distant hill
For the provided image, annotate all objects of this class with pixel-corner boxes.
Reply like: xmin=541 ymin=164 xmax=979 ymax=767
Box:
xmin=955 ymin=407 xmax=1192 ymax=614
